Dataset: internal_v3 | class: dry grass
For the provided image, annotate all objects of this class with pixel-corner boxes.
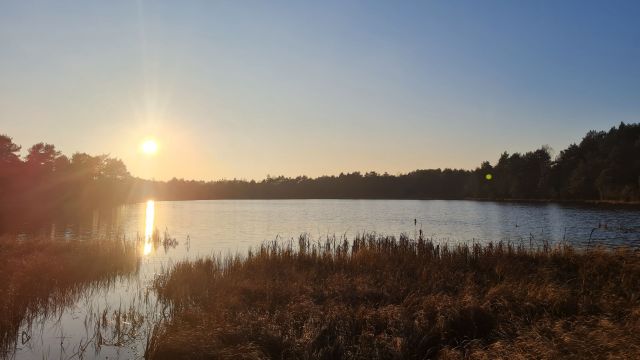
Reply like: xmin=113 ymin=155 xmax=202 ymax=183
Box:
xmin=0 ymin=236 xmax=139 ymax=354
xmin=149 ymin=235 xmax=640 ymax=359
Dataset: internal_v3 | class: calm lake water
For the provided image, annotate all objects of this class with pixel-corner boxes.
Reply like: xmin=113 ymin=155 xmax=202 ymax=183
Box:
xmin=8 ymin=199 xmax=640 ymax=250
xmin=6 ymin=199 xmax=640 ymax=359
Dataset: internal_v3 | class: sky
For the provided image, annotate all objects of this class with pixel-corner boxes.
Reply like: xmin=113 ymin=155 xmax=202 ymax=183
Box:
xmin=1 ymin=0 xmax=639 ymax=181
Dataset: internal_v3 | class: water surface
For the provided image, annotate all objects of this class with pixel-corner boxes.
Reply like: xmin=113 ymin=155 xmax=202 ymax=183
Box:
xmin=9 ymin=199 xmax=640 ymax=249
xmin=5 ymin=199 xmax=640 ymax=359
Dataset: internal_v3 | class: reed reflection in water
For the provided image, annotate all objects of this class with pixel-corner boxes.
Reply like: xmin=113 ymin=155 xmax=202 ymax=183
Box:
xmin=0 ymin=237 xmax=140 ymax=357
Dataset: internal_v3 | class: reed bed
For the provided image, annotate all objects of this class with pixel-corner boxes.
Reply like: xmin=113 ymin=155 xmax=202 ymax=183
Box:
xmin=149 ymin=234 xmax=640 ymax=359
xmin=0 ymin=236 xmax=139 ymax=355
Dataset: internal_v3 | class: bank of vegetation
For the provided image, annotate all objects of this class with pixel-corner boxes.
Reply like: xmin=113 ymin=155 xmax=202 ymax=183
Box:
xmin=147 ymin=235 xmax=640 ymax=359
xmin=0 ymin=237 xmax=139 ymax=354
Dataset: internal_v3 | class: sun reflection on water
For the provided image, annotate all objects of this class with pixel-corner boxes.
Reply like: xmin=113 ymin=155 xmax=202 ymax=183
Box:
xmin=143 ymin=200 xmax=155 ymax=256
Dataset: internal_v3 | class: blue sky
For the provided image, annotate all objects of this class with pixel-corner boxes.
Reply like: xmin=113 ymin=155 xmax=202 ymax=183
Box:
xmin=1 ymin=0 xmax=638 ymax=180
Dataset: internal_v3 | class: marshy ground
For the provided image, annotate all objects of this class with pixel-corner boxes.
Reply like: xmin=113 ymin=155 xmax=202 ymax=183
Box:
xmin=149 ymin=235 xmax=640 ymax=359
xmin=0 ymin=236 xmax=139 ymax=356
xmin=1 ymin=233 xmax=639 ymax=359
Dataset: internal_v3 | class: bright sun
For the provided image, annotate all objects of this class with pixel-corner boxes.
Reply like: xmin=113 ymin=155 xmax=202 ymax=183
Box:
xmin=141 ymin=139 xmax=158 ymax=154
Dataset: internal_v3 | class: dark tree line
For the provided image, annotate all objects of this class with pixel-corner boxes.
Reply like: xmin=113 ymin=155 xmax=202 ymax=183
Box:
xmin=151 ymin=122 xmax=640 ymax=202
xmin=1 ymin=122 xmax=639 ymax=215
xmin=0 ymin=137 xmax=135 ymax=215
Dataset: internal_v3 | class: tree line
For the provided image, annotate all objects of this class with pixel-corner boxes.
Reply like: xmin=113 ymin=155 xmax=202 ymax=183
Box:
xmin=1 ymin=122 xmax=639 ymax=215
xmin=0 ymin=139 xmax=137 ymax=215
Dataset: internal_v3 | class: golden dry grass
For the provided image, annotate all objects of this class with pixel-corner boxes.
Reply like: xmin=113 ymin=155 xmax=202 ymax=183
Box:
xmin=149 ymin=235 xmax=640 ymax=359
xmin=0 ymin=236 xmax=139 ymax=354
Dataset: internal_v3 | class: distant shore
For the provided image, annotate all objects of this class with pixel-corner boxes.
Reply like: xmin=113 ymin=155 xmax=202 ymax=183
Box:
xmin=148 ymin=196 xmax=640 ymax=208
xmin=466 ymin=197 xmax=640 ymax=207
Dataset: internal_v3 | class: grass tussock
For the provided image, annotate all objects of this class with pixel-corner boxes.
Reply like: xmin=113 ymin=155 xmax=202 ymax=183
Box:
xmin=149 ymin=235 xmax=640 ymax=359
xmin=0 ymin=236 xmax=139 ymax=354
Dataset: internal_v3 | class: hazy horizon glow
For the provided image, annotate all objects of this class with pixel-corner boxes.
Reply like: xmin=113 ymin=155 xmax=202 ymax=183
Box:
xmin=1 ymin=1 xmax=639 ymax=181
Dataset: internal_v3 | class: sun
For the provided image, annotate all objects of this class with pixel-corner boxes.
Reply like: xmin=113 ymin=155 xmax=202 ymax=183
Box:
xmin=141 ymin=139 xmax=158 ymax=155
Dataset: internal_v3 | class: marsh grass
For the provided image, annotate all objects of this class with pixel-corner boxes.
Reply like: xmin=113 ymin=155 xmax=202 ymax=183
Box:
xmin=0 ymin=236 xmax=139 ymax=355
xmin=155 ymin=228 xmax=179 ymax=253
xmin=149 ymin=234 xmax=640 ymax=359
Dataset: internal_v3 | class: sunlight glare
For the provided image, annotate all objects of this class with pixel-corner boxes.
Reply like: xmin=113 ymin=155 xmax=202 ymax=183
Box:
xmin=141 ymin=139 xmax=158 ymax=155
xmin=144 ymin=200 xmax=155 ymax=256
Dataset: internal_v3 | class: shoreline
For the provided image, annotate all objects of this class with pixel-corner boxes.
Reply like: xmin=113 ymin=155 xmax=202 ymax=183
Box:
xmin=142 ymin=197 xmax=640 ymax=205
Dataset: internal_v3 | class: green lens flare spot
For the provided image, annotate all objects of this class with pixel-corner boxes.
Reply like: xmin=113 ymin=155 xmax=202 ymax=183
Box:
xmin=485 ymin=173 xmax=493 ymax=180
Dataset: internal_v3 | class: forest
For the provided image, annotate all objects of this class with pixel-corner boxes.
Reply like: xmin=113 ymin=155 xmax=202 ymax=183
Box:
xmin=1 ymin=122 xmax=639 ymax=216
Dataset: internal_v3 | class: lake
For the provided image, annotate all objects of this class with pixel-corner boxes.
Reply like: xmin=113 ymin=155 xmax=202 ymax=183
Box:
xmin=7 ymin=199 xmax=640 ymax=249
xmin=6 ymin=199 xmax=640 ymax=359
